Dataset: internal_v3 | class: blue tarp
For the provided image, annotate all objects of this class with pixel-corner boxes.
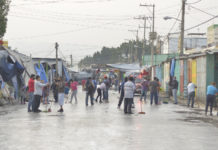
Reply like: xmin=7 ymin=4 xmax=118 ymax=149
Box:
xmin=63 ymin=66 xmax=70 ymax=81
xmin=34 ymin=64 xmax=48 ymax=83
xmin=0 ymin=51 xmax=24 ymax=82
xmin=106 ymin=64 xmax=141 ymax=72
xmin=170 ymin=59 xmax=176 ymax=77
xmin=12 ymin=75 xmax=18 ymax=99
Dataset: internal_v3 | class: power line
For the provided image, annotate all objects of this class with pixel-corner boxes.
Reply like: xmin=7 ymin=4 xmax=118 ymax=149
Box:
xmin=161 ymin=8 xmax=182 ymax=44
xmin=8 ymin=18 xmax=132 ymax=40
xmin=186 ymin=0 xmax=202 ymax=5
xmin=171 ymin=15 xmax=218 ymax=34
xmin=188 ymin=5 xmax=216 ymax=17
xmin=59 ymin=48 xmax=67 ymax=61
xmin=11 ymin=0 xmax=117 ymax=7
xmin=45 ymin=48 xmax=56 ymax=58
xmin=9 ymin=14 xmax=132 ymax=32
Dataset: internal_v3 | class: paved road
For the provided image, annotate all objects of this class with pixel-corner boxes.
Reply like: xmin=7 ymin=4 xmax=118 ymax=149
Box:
xmin=0 ymin=87 xmax=218 ymax=150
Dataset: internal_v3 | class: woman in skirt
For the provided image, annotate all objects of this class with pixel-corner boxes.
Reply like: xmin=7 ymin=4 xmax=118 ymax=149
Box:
xmin=57 ymin=77 xmax=65 ymax=112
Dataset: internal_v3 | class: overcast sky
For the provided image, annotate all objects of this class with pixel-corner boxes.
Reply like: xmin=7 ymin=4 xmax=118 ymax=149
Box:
xmin=4 ymin=0 xmax=218 ymax=64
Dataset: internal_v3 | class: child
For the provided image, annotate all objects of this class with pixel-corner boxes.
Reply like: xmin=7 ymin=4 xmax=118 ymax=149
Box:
xmin=95 ymin=84 xmax=102 ymax=103
xmin=20 ymin=85 xmax=27 ymax=104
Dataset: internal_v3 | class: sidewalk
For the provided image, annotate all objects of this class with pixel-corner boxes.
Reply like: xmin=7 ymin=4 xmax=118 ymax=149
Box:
xmin=161 ymin=92 xmax=218 ymax=121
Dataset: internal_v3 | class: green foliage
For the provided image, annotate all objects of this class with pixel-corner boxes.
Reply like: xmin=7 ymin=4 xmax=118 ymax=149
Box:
xmin=78 ymin=40 xmax=151 ymax=67
xmin=0 ymin=0 xmax=10 ymax=38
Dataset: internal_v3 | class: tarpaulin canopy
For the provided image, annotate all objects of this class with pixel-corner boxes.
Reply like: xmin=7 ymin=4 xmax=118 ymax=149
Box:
xmin=170 ymin=59 xmax=176 ymax=77
xmin=0 ymin=50 xmax=24 ymax=82
xmin=35 ymin=63 xmax=48 ymax=83
xmin=106 ymin=64 xmax=141 ymax=72
xmin=63 ymin=65 xmax=70 ymax=81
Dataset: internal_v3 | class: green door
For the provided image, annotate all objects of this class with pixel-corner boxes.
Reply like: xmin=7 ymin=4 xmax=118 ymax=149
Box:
xmin=215 ymin=54 xmax=218 ymax=86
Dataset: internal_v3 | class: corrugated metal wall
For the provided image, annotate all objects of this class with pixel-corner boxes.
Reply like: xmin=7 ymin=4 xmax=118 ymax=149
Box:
xmin=180 ymin=60 xmax=184 ymax=96
xmin=155 ymin=65 xmax=162 ymax=83
xmin=196 ymin=56 xmax=207 ymax=103
xmin=148 ymin=54 xmax=217 ymax=103
xmin=164 ymin=62 xmax=170 ymax=91
xmin=206 ymin=54 xmax=215 ymax=87
xmin=215 ymin=54 xmax=218 ymax=86
xmin=191 ymin=59 xmax=197 ymax=85
xmin=174 ymin=60 xmax=180 ymax=95
xmin=183 ymin=60 xmax=188 ymax=98
xmin=188 ymin=60 xmax=192 ymax=83
xmin=161 ymin=64 xmax=164 ymax=88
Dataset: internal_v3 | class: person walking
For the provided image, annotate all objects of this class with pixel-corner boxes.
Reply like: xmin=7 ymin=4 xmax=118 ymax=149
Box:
xmin=27 ymin=74 xmax=35 ymax=112
xmin=117 ymin=77 xmax=128 ymax=108
xmin=205 ymin=82 xmax=218 ymax=116
xmin=85 ymin=77 xmax=95 ymax=106
xmin=140 ymin=77 xmax=149 ymax=102
xmin=32 ymin=75 xmax=49 ymax=112
xmin=82 ymin=79 xmax=86 ymax=91
xmin=42 ymin=85 xmax=49 ymax=104
xmin=57 ymin=77 xmax=65 ymax=112
xmin=95 ymin=84 xmax=103 ymax=103
xmin=92 ymin=78 xmax=97 ymax=101
xmin=124 ymin=76 xmax=135 ymax=114
xmin=103 ymin=76 xmax=110 ymax=102
xmin=51 ymin=79 xmax=58 ymax=103
xmin=187 ymin=81 xmax=197 ymax=108
xmin=171 ymin=77 xmax=179 ymax=104
xmin=70 ymin=79 xmax=78 ymax=104
xmin=149 ymin=77 xmax=160 ymax=105
xmin=115 ymin=78 xmax=119 ymax=91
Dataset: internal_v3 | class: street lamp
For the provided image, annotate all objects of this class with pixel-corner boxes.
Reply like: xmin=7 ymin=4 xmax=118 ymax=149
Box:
xmin=163 ymin=0 xmax=186 ymax=56
xmin=163 ymin=13 xmax=185 ymax=56
xmin=163 ymin=16 xmax=181 ymax=22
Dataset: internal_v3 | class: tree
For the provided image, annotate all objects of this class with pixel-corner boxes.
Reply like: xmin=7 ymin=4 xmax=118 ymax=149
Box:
xmin=0 ymin=0 xmax=10 ymax=38
xmin=78 ymin=40 xmax=152 ymax=68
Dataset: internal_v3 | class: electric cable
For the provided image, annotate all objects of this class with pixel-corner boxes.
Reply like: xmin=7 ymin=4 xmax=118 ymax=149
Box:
xmin=188 ymin=5 xmax=216 ymax=17
xmin=8 ymin=18 xmax=132 ymax=40
xmin=171 ymin=15 xmax=218 ymax=34
xmin=186 ymin=0 xmax=202 ymax=5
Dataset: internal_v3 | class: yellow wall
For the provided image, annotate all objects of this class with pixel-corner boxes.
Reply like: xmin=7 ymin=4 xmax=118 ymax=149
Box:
xmin=192 ymin=59 xmax=197 ymax=85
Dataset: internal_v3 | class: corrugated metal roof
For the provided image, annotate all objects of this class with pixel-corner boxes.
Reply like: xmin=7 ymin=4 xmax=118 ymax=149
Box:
xmin=106 ymin=64 xmax=141 ymax=72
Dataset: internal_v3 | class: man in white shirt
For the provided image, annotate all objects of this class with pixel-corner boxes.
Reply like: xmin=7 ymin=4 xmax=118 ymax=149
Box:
xmin=187 ymin=81 xmax=197 ymax=108
xmin=124 ymin=76 xmax=135 ymax=114
xmin=32 ymin=75 xmax=49 ymax=112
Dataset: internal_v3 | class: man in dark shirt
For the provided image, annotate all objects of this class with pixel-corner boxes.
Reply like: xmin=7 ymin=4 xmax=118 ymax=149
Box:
xmin=117 ymin=77 xmax=128 ymax=108
xmin=103 ymin=76 xmax=110 ymax=102
xmin=149 ymin=77 xmax=160 ymax=105
xmin=140 ymin=77 xmax=149 ymax=102
xmin=85 ymin=77 xmax=95 ymax=106
xmin=28 ymin=74 xmax=35 ymax=112
xmin=171 ymin=77 xmax=179 ymax=104
xmin=51 ymin=79 xmax=58 ymax=103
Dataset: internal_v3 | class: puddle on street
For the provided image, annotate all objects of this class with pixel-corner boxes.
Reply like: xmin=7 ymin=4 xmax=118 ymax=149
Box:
xmin=174 ymin=110 xmax=201 ymax=115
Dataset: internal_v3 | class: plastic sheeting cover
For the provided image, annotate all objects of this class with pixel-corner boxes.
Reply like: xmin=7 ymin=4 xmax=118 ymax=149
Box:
xmin=34 ymin=64 xmax=48 ymax=83
xmin=170 ymin=59 xmax=176 ymax=77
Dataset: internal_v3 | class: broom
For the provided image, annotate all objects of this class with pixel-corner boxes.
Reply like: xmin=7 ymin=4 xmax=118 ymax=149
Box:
xmin=138 ymin=100 xmax=146 ymax=114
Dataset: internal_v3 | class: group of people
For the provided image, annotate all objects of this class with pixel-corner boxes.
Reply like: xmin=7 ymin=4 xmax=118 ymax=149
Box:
xmin=117 ymin=75 xmax=218 ymax=116
xmin=27 ymin=73 xmax=113 ymax=112
xmin=117 ymin=76 xmax=162 ymax=114
xmin=24 ymin=71 xmax=218 ymax=116
xmin=84 ymin=76 xmax=111 ymax=106
xmin=27 ymin=74 xmax=72 ymax=113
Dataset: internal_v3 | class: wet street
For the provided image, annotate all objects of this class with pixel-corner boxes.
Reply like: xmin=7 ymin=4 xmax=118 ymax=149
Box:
xmin=0 ymin=87 xmax=218 ymax=150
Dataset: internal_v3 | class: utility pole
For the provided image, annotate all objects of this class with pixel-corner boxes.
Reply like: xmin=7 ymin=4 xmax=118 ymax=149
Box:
xmin=140 ymin=4 xmax=155 ymax=67
xmin=180 ymin=0 xmax=186 ymax=55
xmin=70 ymin=54 xmax=73 ymax=67
xmin=128 ymin=29 xmax=139 ymax=63
xmin=135 ymin=16 xmax=152 ymax=66
xmin=55 ymin=42 xmax=59 ymax=77
xmin=124 ymin=39 xmax=132 ymax=63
